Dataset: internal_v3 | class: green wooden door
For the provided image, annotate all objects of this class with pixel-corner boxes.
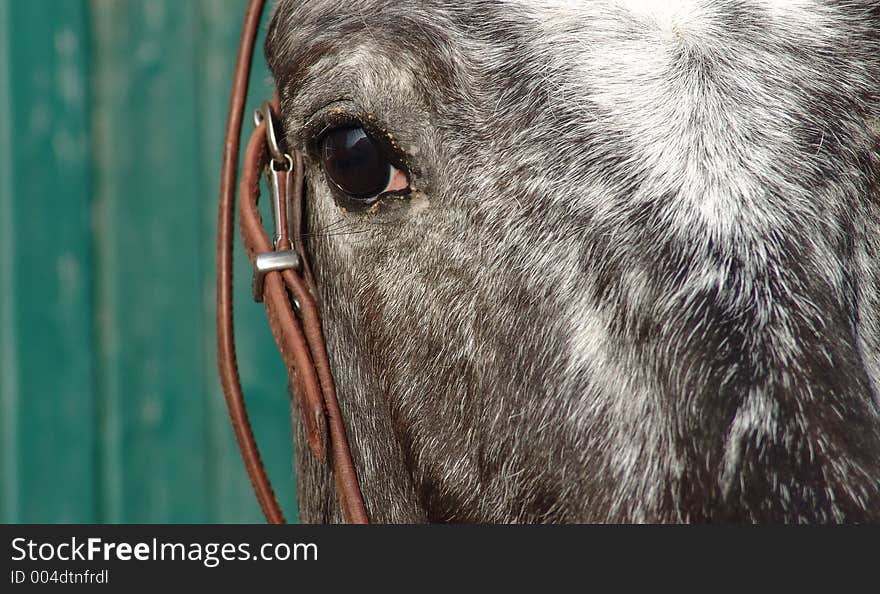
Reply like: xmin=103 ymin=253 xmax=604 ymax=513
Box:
xmin=0 ymin=0 xmax=298 ymax=523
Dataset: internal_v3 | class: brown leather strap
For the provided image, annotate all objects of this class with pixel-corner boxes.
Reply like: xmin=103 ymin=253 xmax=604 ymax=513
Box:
xmin=217 ymin=0 xmax=368 ymax=524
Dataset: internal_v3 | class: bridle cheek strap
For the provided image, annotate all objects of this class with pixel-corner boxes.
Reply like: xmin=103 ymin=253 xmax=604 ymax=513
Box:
xmin=217 ymin=0 xmax=368 ymax=524
xmin=239 ymin=121 xmax=369 ymax=524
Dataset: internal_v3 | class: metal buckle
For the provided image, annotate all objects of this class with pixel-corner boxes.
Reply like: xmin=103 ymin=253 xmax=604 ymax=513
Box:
xmin=254 ymin=101 xmax=287 ymax=165
xmin=250 ymin=100 xmax=303 ymax=304
xmin=254 ymin=101 xmax=293 ymax=249
xmin=264 ymin=154 xmax=294 ymax=250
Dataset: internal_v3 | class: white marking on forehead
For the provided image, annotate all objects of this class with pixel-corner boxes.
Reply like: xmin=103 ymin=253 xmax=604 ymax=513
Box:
xmin=606 ymin=0 xmax=705 ymax=33
xmin=505 ymin=0 xmax=706 ymax=31
xmin=501 ymin=0 xmax=820 ymax=249
xmin=505 ymin=0 xmax=820 ymax=15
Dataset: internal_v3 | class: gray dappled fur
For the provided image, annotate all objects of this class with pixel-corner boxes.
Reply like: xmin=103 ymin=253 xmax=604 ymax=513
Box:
xmin=264 ymin=0 xmax=880 ymax=522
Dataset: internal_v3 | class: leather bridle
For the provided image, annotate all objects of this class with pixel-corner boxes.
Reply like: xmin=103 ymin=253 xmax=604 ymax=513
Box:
xmin=217 ymin=0 xmax=368 ymax=524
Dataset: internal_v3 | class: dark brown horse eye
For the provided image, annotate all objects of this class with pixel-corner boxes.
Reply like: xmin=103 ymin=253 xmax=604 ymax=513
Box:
xmin=320 ymin=126 xmax=392 ymax=198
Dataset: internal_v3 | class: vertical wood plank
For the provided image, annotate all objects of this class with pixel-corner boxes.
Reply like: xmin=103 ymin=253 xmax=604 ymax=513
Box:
xmin=0 ymin=0 xmax=19 ymax=524
xmin=197 ymin=0 xmax=298 ymax=523
xmin=0 ymin=0 xmax=97 ymax=522
xmin=1 ymin=0 xmax=296 ymax=523
xmin=91 ymin=0 xmax=209 ymax=522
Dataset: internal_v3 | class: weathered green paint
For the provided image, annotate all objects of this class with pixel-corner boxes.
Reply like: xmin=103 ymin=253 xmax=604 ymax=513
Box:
xmin=1 ymin=0 xmax=97 ymax=523
xmin=0 ymin=0 xmax=297 ymax=523
xmin=0 ymin=0 xmax=19 ymax=524
xmin=91 ymin=0 xmax=211 ymax=523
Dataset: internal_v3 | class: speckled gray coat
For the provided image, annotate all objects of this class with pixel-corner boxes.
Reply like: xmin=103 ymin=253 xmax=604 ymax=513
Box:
xmin=264 ymin=0 xmax=880 ymax=522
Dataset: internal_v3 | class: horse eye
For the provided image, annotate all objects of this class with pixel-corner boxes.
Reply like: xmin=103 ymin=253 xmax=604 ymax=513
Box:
xmin=320 ymin=126 xmax=394 ymax=199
